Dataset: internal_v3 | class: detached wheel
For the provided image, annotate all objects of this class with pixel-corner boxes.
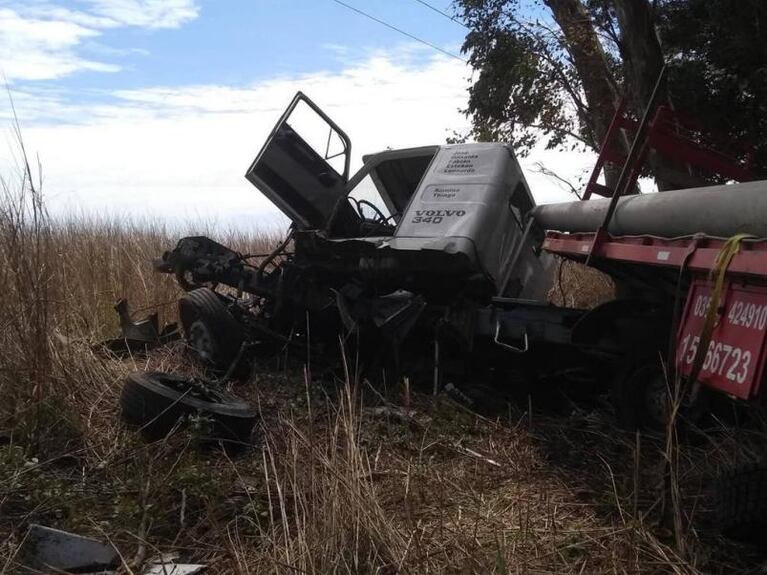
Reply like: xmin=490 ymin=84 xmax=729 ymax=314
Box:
xmin=179 ymin=288 xmax=244 ymax=370
xmin=120 ymin=371 xmax=257 ymax=443
xmin=717 ymin=462 xmax=767 ymax=543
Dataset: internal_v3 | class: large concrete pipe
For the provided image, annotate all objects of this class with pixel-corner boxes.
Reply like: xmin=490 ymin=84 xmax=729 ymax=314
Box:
xmin=531 ymin=180 xmax=767 ymax=238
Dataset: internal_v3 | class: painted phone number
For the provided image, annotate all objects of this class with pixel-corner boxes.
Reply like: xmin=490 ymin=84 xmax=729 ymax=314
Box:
xmin=678 ymin=334 xmax=752 ymax=384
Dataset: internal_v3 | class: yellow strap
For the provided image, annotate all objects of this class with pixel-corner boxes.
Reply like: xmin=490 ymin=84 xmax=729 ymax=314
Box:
xmin=687 ymin=233 xmax=754 ymax=385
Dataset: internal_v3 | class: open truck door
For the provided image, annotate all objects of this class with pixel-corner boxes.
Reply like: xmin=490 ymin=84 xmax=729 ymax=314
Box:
xmin=245 ymin=92 xmax=357 ymax=234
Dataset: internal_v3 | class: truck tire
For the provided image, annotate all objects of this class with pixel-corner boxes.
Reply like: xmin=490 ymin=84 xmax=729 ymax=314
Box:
xmin=717 ymin=462 xmax=767 ymax=543
xmin=178 ymin=288 xmax=244 ymax=370
xmin=612 ymin=356 xmax=670 ymax=431
xmin=612 ymin=354 xmax=710 ymax=432
xmin=120 ymin=371 xmax=257 ymax=443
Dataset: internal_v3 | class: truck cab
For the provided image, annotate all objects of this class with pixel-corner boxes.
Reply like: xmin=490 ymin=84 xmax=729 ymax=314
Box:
xmin=245 ymin=92 xmax=554 ymax=302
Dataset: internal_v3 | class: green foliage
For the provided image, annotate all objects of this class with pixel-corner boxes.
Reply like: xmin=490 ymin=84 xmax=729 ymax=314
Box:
xmin=458 ymin=0 xmax=594 ymax=154
xmin=457 ymin=0 xmax=767 ymax=176
xmin=658 ymin=0 xmax=767 ymax=173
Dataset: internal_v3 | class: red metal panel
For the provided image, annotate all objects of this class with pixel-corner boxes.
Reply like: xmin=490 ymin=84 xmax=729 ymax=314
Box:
xmin=582 ymin=100 xmax=629 ymax=200
xmin=675 ymin=280 xmax=767 ymax=399
xmin=543 ymin=232 xmax=767 ymax=399
xmin=649 ymin=132 xmax=753 ymax=182
xmin=543 ymin=233 xmax=767 ymax=278
xmin=601 ymin=149 xmax=627 ymax=164
xmin=584 ymin=182 xmax=613 ymax=198
xmin=578 ymin=103 xmax=753 ymax=203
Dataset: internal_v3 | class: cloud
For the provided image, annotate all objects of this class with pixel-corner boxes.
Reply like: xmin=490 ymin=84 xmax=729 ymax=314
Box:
xmin=82 ymin=0 xmax=200 ymax=29
xmin=0 ymin=1 xmax=200 ymax=82
xmin=2 ymin=49 xmax=590 ymax=230
xmin=0 ymin=7 xmax=118 ymax=80
xmin=16 ymin=4 xmax=118 ymax=29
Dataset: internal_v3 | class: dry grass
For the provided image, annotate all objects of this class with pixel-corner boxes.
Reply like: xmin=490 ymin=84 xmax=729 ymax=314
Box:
xmin=1 ymin=141 xmax=765 ymax=573
xmin=548 ymin=259 xmax=615 ymax=309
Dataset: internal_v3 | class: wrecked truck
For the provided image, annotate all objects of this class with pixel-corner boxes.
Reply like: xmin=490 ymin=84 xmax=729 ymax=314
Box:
xmin=151 ymin=92 xmax=657 ymax=395
xmin=120 ymin=91 xmax=767 ymax=541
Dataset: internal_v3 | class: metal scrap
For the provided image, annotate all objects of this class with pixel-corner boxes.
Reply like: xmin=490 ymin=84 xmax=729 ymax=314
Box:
xmin=143 ymin=554 xmax=205 ymax=575
xmin=100 ymin=299 xmax=179 ymax=355
xmin=17 ymin=524 xmax=119 ymax=573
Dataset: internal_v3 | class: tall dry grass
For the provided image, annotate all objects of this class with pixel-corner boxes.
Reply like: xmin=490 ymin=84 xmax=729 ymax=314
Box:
xmin=256 ymin=378 xmax=410 ymax=572
xmin=0 ymin=154 xmax=276 ymax=447
xmin=548 ymin=258 xmax=616 ymax=309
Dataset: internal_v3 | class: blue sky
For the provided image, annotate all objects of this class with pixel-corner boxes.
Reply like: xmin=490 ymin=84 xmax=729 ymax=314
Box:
xmin=2 ymin=0 xmax=466 ymax=121
xmin=73 ymin=0 xmax=464 ymax=86
xmin=0 ymin=0 xmax=586 ymax=228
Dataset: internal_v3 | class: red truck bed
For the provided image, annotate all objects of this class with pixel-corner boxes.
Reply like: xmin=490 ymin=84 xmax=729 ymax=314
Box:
xmin=544 ymin=230 xmax=767 ymax=400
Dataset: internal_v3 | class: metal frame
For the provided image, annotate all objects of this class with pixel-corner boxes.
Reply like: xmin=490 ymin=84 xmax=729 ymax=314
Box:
xmin=494 ymin=321 xmax=528 ymax=353
xmin=347 ymin=145 xmax=439 ymax=216
xmin=249 ymin=91 xmax=352 ymax=181
xmin=244 ymin=92 xmax=353 ymax=231
xmin=583 ymin=99 xmax=753 ymax=202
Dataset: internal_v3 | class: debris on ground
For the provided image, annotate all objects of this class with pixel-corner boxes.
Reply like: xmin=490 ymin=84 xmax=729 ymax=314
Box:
xmin=144 ymin=564 xmax=205 ymax=575
xmin=119 ymin=371 xmax=257 ymax=444
xmin=99 ymin=299 xmax=179 ymax=356
xmin=363 ymin=406 xmax=422 ymax=429
xmin=17 ymin=524 xmax=119 ymax=573
xmin=143 ymin=554 xmax=206 ymax=575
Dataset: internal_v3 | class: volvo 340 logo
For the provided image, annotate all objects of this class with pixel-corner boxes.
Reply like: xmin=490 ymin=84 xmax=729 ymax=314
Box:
xmin=410 ymin=209 xmax=466 ymax=224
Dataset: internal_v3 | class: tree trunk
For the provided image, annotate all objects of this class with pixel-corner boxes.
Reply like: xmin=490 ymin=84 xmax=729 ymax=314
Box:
xmin=614 ymin=0 xmax=665 ymax=113
xmin=544 ymin=0 xmax=625 ymax=191
xmin=613 ymin=0 xmax=676 ymax=190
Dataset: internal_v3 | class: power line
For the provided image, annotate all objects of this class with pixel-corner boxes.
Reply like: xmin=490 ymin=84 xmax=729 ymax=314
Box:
xmin=412 ymin=0 xmax=468 ymax=28
xmin=329 ymin=0 xmax=467 ymax=62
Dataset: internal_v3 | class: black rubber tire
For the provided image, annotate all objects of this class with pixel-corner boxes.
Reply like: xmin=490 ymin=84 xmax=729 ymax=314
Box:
xmin=612 ymin=355 xmax=709 ymax=432
xmin=612 ymin=355 xmax=669 ymax=431
xmin=120 ymin=371 xmax=257 ymax=443
xmin=178 ymin=287 xmax=244 ymax=370
xmin=717 ymin=462 xmax=767 ymax=543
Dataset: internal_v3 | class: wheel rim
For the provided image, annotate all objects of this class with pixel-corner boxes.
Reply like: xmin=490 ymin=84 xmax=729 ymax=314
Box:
xmin=188 ymin=319 xmax=215 ymax=362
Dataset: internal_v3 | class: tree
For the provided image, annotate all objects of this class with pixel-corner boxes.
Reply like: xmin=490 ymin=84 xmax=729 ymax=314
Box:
xmin=658 ymin=0 xmax=767 ymax=174
xmin=613 ymin=0 xmax=665 ymax=115
xmin=456 ymin=0 xmax=767 ymax=189
xmin=458 ymin=0 xmax=621 ymax=152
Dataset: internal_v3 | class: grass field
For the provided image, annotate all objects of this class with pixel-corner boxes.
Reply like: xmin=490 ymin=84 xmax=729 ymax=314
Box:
xmin=1 ymin=151 xmax=766 ymax=573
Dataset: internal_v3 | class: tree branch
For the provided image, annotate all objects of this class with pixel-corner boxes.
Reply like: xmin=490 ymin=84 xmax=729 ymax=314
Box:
xmin=528 ymin=123 xmax=591 ymax=146
xmin=530 ymin=161 xmax=583 ymax=199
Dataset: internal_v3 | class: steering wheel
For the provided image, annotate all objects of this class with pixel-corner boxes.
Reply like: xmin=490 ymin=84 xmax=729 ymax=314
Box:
xmin=356 ymin=199 xmax=389 ymax=223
